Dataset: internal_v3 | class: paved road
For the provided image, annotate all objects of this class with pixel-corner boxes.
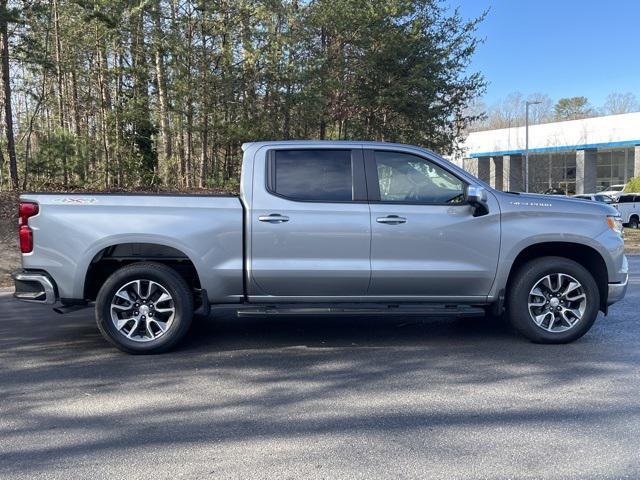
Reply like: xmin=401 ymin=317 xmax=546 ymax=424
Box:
xmin=1 ymin=260 xmax=640 ymax=479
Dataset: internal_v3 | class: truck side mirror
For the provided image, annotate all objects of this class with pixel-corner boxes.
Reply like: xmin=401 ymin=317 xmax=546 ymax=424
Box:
xmin=466 ymin=185 xmax=489 ymax=217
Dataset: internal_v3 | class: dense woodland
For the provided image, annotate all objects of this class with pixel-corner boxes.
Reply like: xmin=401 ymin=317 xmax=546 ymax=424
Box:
xmin=0 ymin=0 xmax=486 ymax=191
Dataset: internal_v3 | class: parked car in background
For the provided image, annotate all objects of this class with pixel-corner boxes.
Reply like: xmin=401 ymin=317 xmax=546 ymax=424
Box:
xmin=598 ymin=184 xmax=626 ymax=200
xmin=543 ymin=187 xmax=566 ymax=196
xmin=613 ymin=193 xmax=640 ymax=228
xmin=573 ymin=194 xmax=614 ymax=204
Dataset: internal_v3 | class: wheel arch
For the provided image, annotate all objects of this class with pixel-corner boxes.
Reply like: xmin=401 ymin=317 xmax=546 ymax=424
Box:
xmin=505 ymin=242 xmax=609 ymax=312
xmin=83 ymin=242 xmax=202 ymax=301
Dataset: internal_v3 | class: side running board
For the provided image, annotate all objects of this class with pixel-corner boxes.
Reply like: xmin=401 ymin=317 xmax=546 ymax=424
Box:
xmin=236 ymin=304 xmax=485 ymax=317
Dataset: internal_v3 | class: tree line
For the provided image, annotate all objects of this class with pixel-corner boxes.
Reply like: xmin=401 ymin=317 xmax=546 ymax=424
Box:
xmin=0 ymin=0 xmax=486 ymax=191
xmin=468 ymin=91 xmax=640 ymax=132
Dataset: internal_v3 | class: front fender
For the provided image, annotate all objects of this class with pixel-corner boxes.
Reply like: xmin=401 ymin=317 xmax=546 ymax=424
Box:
xmin=489 ymin=209 xmax=618 ymax=299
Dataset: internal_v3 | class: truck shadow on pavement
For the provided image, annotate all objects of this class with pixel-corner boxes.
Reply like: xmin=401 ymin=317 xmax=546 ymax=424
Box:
xmin=1 ymin=294 xmax=639 ymax=478
xmin=184 ymin=309 xmax=515 ymax=351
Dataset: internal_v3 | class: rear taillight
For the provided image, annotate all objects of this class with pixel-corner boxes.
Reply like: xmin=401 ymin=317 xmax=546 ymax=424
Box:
xmin=18 ymin=202 xmax=39 ymax=253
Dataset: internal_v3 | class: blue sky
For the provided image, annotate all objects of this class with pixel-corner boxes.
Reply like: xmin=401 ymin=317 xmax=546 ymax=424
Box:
xmin=455 ymin=0 xmax=640 ymax=107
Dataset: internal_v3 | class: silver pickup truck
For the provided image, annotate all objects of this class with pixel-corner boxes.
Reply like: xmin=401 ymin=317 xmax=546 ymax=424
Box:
xmin=12 ymin=141 xmax=628 ymax=353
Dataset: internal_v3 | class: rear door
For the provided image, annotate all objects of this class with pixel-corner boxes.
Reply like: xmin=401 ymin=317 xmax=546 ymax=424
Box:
xmin=365 ymin=148 xmax=500 ymax=299
xmin=249 ymin=147 xmax=371 ymax=298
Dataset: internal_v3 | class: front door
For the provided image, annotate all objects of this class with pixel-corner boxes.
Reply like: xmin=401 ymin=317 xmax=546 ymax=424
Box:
xmin=250 ymin=147 xmax=371 ymax=298
xmin=365 ymin=148 xmax=500 ymax=299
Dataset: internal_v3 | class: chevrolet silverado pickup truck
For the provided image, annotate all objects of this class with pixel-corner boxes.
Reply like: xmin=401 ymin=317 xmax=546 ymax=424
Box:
xmin=12 ymin=141 xmax=628 ymax=353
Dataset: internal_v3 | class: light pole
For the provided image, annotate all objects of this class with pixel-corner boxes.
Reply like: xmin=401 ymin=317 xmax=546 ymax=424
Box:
xmin=525 ymin=100 xmax=542 ymax=192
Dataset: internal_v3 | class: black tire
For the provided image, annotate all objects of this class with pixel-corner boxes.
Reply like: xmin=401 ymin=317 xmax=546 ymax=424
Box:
xmin=95 ymin=262 xmax=194 ymax=354
xmin=507 ymin=256 xmax=600 ymax=344
xmin=629 ymin=216 xmax=639 ymax=229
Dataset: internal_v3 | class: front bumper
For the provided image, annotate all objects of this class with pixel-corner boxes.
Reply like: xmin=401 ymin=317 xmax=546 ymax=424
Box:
xmin=607 ymin=274 xmax=628 ymax=306
xmin=11 ymin=270 xmax=58 ymax=304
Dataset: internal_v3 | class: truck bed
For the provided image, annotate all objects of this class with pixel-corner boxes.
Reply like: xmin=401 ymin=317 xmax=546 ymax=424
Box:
xmin=20 ymin=193 xmax=245 ymax=303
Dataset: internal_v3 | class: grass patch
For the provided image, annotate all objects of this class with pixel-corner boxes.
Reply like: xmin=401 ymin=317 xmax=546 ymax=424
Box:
xmin=623 ymin=227 xmax=640 ymax=253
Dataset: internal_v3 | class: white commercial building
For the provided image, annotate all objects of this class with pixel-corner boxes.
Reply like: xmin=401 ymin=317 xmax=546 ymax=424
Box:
xmin=456 ymin=112 xmax=640 ymax=194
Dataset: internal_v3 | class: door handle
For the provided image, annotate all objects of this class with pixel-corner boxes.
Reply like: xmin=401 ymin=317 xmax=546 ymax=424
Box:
xmin=376 ymin=215 xmax=406 ymax=224
xmin=258 ymin=214 xmax=290 ymax=223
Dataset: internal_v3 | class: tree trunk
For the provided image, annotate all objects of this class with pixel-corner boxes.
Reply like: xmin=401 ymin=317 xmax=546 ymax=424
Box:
xmin=200 ymin=113 xmax=208 ymax=188
xmin=52 ymin=0 xmax=68 ymax=186
xmin=177 ymin=119 xmax=186 ymax=187
xmin=70 ymin=70 xmax=81 ymax=138
xmin=0 ymin=0 xmax=17 ymax=189
xmin=22 ymin=67 xmax=48 ymax=190
xmin=96 ymin=28 xmax=112 ymax=188
xmin=186 ymin=103 xmax=193 ymax=188
xmin=115 ymin=43 xmax=124 ymax=186
xmin=153 ymin=0 xmax=172 ymax=167
xmin=198 ymin=1 xmax=208 ymax=188
xmin=130 ymin=5 xmax=157 ymax=185
xmin=184 ymin=6 xmax=194 ymax=188
xmin=0 ymin=132 xmax=5 ymax=188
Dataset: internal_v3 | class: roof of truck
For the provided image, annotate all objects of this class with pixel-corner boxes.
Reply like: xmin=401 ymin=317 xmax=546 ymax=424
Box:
xmin=241 ymin=140 xmax=438 ymax=155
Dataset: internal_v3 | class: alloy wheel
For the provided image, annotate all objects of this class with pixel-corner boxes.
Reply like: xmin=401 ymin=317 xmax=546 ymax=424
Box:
xmin=109 ymin=279 xmax=176 ymax=342
xmin=527 ymin=273 xmax=587 ymax=333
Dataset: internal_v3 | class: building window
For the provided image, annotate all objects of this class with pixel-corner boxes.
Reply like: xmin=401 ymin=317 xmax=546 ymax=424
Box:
xmin=529 ymin=153 xmax=551 ymax=193
xmin=597 ymin=148 xmax=631 ymax=191
xmin=626 ymin=147 xmax=635 ymax=182
xmin=529 ymin=152 xmax=576 ymax=194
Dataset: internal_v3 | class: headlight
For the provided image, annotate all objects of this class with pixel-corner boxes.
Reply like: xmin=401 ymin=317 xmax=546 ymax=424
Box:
xmin=606 ymin=215 xmax=624 ymax=236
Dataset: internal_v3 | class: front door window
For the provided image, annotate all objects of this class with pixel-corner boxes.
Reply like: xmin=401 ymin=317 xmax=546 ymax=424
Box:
xmin=374 ymin=151 xmax=465 ymax=204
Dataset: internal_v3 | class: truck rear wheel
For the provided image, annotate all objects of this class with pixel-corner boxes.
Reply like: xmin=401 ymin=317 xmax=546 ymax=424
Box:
xmin=95 ymin=262 xmax=193 ymax=354
xmin=507 ymin=256 xmax=600 ymax=344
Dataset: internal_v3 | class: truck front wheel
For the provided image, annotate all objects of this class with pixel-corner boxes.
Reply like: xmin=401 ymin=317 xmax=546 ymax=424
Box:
xmin=507 ymin=256 xmax=600 ymax=344
xmin=95 ymin=262 xmax=194 ymax=354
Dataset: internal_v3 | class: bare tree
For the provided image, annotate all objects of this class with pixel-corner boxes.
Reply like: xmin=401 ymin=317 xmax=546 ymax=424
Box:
xmin=526 ymin=93 xmax=554 ymax=124
xmin=0 ymin=0 xmax=17 ymax=189
xmin=603 ymin=92 xmax=640 ymax=115
xmin=483 ymin=92 xmax=524 ymax=129
xmin=152 ymin=0 xmax=172 ymax=169
xmin=52 ymin=0 xmax=68 ymax=186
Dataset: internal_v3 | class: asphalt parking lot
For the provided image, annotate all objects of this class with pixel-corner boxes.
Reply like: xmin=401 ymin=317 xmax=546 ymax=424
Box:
xmin=1 ymin=258 xmax=639 ymax=479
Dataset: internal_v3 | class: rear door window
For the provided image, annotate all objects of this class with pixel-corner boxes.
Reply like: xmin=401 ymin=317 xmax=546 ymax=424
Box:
xmin=270 ymin=150 xmax=353 ymax=201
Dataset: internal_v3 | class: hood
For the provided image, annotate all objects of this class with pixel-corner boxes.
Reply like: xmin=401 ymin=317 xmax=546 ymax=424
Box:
xmin=493 ymin=191 xmax=618 ymax=216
